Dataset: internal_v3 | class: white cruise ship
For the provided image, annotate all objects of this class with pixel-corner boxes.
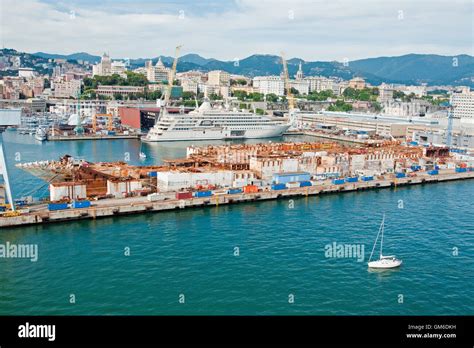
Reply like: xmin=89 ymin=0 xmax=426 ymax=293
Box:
xmin=142 ymin=101 xmax=290 ymax=142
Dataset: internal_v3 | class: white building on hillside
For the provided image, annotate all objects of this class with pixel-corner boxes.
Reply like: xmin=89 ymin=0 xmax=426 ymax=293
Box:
xmin=253 ymin=76 xmax=284 ymax=96
xmin=146 ymin=58 xmax=171 ymax=83
xmin=207 ymin=70 xmax=230 ymax=86
xmin=451 ymin=87 xmax=474 ymax=123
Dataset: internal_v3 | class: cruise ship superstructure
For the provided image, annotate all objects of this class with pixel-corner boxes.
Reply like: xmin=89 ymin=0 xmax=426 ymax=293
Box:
xmin=142 ymin=101 xmax=290 ymax=142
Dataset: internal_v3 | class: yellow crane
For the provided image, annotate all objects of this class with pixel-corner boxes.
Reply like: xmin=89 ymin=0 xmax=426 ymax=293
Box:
xmin=163 ymin=45 xmax=182 ymax=107
xmin=281 ymin=52 xmax=295 ymax=111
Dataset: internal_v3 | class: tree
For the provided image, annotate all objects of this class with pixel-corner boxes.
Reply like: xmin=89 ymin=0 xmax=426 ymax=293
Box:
xmin=209 ymin=93 xmax=222 ymax=100
xmin=249 ymin=92 xmax=264 ymax=102
xmin=343 ymin=87 xmax=357 ymax=99
xmin=265 ymin=93 xmax=278 ymax=102
xmin=290 ymin=87 xmax=299 ymax=95
xmin=182 ymin=91 xmax=196 ymax=100
xmin=113 ymin=93 xmax=123 ymax=100
xmin=233 ymin=90 xmax=248 ymax=101
xmin=328 ymin=99 xmax=352 ymax=112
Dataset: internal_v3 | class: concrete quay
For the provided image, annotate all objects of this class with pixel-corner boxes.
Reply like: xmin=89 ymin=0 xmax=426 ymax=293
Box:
xmin=1 ymin=170 xmax=473 ymax=228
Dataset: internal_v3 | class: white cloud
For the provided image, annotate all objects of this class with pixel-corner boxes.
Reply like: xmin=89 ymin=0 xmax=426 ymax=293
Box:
xmin=1 ymin=0 xmax=472 ymax=60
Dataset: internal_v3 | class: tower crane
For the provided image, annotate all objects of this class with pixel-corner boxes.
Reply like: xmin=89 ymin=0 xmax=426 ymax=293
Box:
xmin=280 ymin=52 xmax=295 ymax=110
xmin=156 ymin=45 xmax=182 ymax=123
xmin=281 ymin=52 xmax=298 ymax=128
xmin=440 ymin=101 xmax=454 ymax=149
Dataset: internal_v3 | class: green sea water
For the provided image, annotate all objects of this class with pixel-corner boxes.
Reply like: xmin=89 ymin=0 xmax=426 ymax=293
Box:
xmin=0 ymin=133 xmax=473 ymax=315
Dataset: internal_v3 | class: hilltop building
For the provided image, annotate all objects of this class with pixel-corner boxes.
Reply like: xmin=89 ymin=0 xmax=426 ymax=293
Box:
xmin=451 ymin=87 xmax=474 ymax=123
xmin=146 ymin=58 xmax=171 ymax=83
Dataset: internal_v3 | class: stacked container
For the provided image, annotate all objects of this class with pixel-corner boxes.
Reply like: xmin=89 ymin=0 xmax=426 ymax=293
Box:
xmin=176 ymin=191 xmax=193 ymax=199
xmin=48 ymin=202 xmax=69 ymax=211
xmin=72 ymin=200 xmax=91 ymax=209
xmin=285 ymin=182 xmax=300 ymax=189
xmin=271 ymin=183 xmax=286 ymax=190
xmin=243 ymin=185 xmax=259 ymax=194
xmin=194 ymin=190 xmax=213 ymax=198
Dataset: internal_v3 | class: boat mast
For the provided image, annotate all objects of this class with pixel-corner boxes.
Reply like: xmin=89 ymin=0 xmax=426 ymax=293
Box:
xmin=368 ymin=215 xmax=385 ymax=262
xmin=380 ymin=213 xmax=385 ymax=257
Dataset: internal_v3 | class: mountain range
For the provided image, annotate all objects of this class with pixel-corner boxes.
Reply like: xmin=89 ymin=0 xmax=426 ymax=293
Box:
xmin=29 ymin=51 xmax=474 ymax=87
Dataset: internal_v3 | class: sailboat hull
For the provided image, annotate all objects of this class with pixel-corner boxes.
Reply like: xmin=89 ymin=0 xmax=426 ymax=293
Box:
xmin=368 ymin=259 xmax=402 ymax=269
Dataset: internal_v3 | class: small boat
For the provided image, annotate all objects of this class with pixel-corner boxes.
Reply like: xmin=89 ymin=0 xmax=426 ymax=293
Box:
xmin=34 ymin=127 xmax=48 ymax=142
xmin=368 ymin=214 xmax=402 ymax=269
xmin=139 ymin=142 xmax=147 ymax=160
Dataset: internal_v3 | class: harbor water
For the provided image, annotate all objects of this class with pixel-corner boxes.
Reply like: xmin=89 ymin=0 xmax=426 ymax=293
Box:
xmin=0 ymin=132 xmax=473 ymax=315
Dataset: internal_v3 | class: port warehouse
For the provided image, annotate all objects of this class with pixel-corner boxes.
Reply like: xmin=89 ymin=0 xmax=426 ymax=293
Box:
xmin=297 ymin=111 xmax=474 ymax=149
xmin=12 ymin=140 xmax=474 ymax=212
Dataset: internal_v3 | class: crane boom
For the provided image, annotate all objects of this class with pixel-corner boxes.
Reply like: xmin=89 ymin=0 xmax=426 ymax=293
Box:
xmin=163 ymin=45 xmax=182 ymax=107
xmin=281 ymin=52 xmax=295 ymax=110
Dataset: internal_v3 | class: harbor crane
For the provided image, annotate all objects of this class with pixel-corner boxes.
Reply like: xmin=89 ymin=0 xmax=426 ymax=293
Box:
xmin=156 ymin=45 xmax=182 ymax=123
xmin=280 ymin=52 xmax=295 ymax=110
xmin=281 ymin=52 xmax=298 ymax=128
xmin=440 ymin=101 xmax=455 ymax=149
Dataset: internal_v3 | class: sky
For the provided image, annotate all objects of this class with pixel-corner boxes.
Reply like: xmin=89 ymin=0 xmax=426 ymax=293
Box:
xmin=0 ymin=0 xmax=473 ymax=61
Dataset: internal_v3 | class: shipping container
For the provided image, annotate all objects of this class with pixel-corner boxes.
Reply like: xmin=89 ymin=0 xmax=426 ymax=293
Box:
xmin=176 ymin=191 xmax=193 ymax=200
xmin=14 ymin=199 xmax=27 ymax=206
xmin=147 ymin=193 xmax=166 ymax=201
xmin=469 ymin=167 xmax=474 ymax=172
xmin=427 ymin=170 xmax=439 ymax=175
xmin=285 ymin=182 xmax=300 ymax=189
xmin=299 ymin=181 xmax=312 ymax=187
xmin=148 ymin=171 xmax=158 ymax=177
xmin=332 ymin=179 xmax=345 ymax=185
xmin=48 ymin=202 xmax=69 ymax=211
xmin=411 ymin=165 xmax=421 ymax=171
xmin=272 ymin=183 xmax=286 ymax=190
xmin=455 ymin=167 xmax=467 ymax=173
xmin=361 ymin=176 xmax=374 ymax=181
xmin=272 ymin=172 xmax=311 ymax=184
xmin=227 ymin=188 xmax=243 ymax=194
xmin=345 ymin=177 xmax=358 ymax=183
xmin=395 ymin=173 xmax=406 ymax=178
xmin=435 ymin=165 xmax=440 ymax=170
xmin=459 ymin=163 xmax=467 ymax=168
xmin=194 ymin=190 xmax=213 ymax=198
xmin=72 ymin=200 xmax=91 ymax=209
xmin=243 ymin=185 xmax=259 ymax=194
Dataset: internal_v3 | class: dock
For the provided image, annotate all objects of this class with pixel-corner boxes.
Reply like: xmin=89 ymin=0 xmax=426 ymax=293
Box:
xmin=48 ymin=134 xmax=140 ymax=141
xmin=1 ymin=171 xmax=473 ymax=228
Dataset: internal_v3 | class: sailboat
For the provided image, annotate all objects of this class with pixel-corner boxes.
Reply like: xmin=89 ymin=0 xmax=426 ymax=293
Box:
xmin=139 ymin=142 xmax=146 ymax=161
xmin=368 ymin=214 xmax=402 ymax=269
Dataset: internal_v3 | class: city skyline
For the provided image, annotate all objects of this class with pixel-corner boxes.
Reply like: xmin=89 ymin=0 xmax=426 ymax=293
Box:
xmin=1 ymin=0 xmax=473 ymax=61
